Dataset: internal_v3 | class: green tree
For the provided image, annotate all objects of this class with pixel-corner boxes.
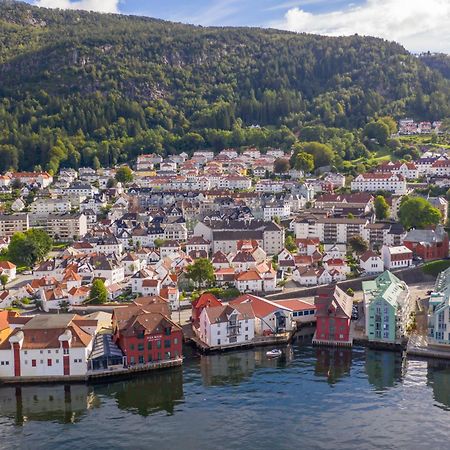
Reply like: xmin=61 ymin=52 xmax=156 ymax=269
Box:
xmin=89 ymin=278 xmax=108 ymax=304
xmin=8 ymin=229 xmax=52 ymax=267
xmin=153 ymin=238 xmax=166 ymax=248
xmin=363 ymin=121 xmax=390 ymax=145
xmin=285 ymin=235 xmax=297 ymax=252
xmin=349 ymin=235 xmax=369 ymax=255
xmin=301 ymin=142 xmax=334 ymax=168
xmin=106 ymin=177 xmax=117 ymax=188
xmin=398 ymin=197 xmax=442 ymax=229
xmin=0 ymin=274 xmax=8 ymax=290
xmin=374 ymin=195 xmax=390 ymax=220
xmin=291 ymin=150 xmax=314 ymax=173
xmin=378 ymin=116 xmax=398 ymax=135
xmin=274 ymin=158 xmax=290 ymax=173
xmin=186 ymin=258 xmax=215 ymax=288
xmin=115 ymin=166 xmax=133 ymax=184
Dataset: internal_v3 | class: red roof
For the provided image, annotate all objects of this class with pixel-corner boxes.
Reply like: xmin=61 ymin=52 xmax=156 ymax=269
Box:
xmin=192 ymin=293 xmax=222 ymax=310
xmin=275 ymin=299 xmax=317 ymax=311
xmin=231 ymin=294 xmax=291 ymax=318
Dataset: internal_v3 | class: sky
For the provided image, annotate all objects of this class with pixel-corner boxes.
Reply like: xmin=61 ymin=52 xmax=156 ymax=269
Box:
xmin=30 ymin=0 xmax=450 ymax=53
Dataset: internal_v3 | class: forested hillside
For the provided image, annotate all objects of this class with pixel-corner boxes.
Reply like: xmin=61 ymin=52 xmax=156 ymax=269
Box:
xmin=0 ymin=0 xmax=449 ymax=173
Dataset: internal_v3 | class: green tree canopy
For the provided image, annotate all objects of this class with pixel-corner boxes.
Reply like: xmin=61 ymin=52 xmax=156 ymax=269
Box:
xmin=8 ymin=229 xmax=53 ymax=267
xmin=301 ymin=142 xmax=334 ymax=168
xmin=89 ymin=278 xmax=108 ymax=304
xmin=115 ymin=166 xmax=134 ymax=184
xmin=374 ymin=195 xmax=390 ymax=220
xmin=285 ymin=235 xmax=297 ymax=252
xmin=186 ymin=258 xmax=215 ymax=288
xmin=349 ymin=235 xmax=369 ymax=254
xmin=274 ymin=158 xmax=290 ymax=173
xmin=290 ymin=149 xmax=314 ymax=173
xmin=363 ymin=120 xmax=390 ymax=146
xmin=398 ymin=197 xmax=442 ymax=229
xmin=0 ymin=274 xmax=8 ymax=290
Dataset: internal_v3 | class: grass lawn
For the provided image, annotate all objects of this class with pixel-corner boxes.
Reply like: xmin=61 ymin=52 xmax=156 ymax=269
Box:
xmin=422 ymin=259 xmax=450 ymax=277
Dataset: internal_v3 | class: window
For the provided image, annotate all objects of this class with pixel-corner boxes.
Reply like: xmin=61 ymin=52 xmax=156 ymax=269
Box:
xmin=147 ymin=341 xmax=152 ymax=351
xmin=48 ymin=350 xmax=51 ymax=354
xmin=164 ymin=340 xmax=171 ymax=348
xmin=245 ymin=335 xmax=248 ymax=341
xmin=165 ymin=327 xmax=171 ymax=336
xmin=63 ymin=348 xmax=69 ymax=355
xmin=156 ymin=340 xmax=161 ymax=349
xmin=130 ymin=344 xmax=135 ymax=351
xmin=138 ymin=356 xmax=144 ymax=364
xmin=174 ymin=338 xmax=178 ymax=345
xmin=32 ymin=360 xmax=36 ymax=367
xmin=217 ymin=339 xmax=221 ymax=345
xmin=24 ymin=351 xmax=27 ymax=355
xmin=56 ymin=359 xmax=59 ymax=364
xmin=130 ymin=356 xmax=135 ymax=364
xmin=138 ymin=344 xmax=144 ymax=352
xmin=47 ymin=359 xmax=52 ymax=367
xmin=148 ymin=355 xmax=153 ymax=363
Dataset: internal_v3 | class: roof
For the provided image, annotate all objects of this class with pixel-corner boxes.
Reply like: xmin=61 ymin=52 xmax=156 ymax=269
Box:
xmin=362 ymin=271 xmax=408 ymax=309
xmin=275 ymin=299 xmax=316 ymax=311
xmin=0 ymin=314 xmax=94 ymax=350
xmin=204 ymin=303 xmax=256 ymax=324
xmin=193 ymin=293 xmax=223 ymax=310
xmin=0 ymin=261 xmax=16 ymax=270
xmin=315 ymin=285 xmax=353 ymax=319
xmin=231 ymin=294 xmax=292 ymax=318
xmin=359 ymin=250 xmax=381 ymax=262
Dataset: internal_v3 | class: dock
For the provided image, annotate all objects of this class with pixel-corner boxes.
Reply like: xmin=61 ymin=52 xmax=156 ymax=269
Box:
xmin=0 ymin=358 xmax=183 ymax=385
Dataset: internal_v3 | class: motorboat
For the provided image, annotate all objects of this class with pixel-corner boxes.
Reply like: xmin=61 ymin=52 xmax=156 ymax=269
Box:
xmin=266 ymin=349 xmax=282 ymax=358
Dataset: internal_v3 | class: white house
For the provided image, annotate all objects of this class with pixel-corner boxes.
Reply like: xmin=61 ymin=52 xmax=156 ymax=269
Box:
xmin=381 ymin=245 xmax=413 ymax=270
xmin=359 ymin=251 xmax=384 ymax=274
xmin=0 ymin=314 xmax=96 ymax=380
xmin=197 ymin=304 xmax=256 ymax=348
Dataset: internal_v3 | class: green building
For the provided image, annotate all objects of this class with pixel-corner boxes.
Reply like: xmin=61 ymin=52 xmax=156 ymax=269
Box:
xmin=363 ymin=271 xmax=411 ymax=343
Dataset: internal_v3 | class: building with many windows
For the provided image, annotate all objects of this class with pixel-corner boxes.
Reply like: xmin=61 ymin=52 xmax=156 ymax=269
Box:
xmin=112 ymin=297 xmax=182 ymax=365
xmin=363 ymin=271 xmax=411 ymax=344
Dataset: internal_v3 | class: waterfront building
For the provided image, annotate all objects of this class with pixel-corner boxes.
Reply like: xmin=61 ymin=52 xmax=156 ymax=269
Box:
xmin=196 ymin=304 xmax=256 ymax=348
xmin=0 ymin=314 xmax=97 ymax=380
xmin=112 ymin=297 xmax=183 ymax=365
xmin=313 ymin=285 xmax=353 ymax=346
xmin=363 ymin=271 xmax=411 ymax=344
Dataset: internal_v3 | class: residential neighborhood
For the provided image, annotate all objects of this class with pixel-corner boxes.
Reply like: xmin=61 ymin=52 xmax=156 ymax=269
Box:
xmin=0 ymin=132 xmax=450 ymax=382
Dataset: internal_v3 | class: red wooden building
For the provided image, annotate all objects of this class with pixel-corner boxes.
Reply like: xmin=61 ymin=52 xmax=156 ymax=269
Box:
xmin=112 ymin=296 xmax=183 ymax=365
xmin=403 ymin=226 xmax=449 ymax=261
xmin=313 ymin=285 xmax=353 ymax=346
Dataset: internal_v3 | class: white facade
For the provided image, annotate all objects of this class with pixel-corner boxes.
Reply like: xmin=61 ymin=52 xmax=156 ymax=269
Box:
xmin=351 ymin=173 xmax=407 ymax=195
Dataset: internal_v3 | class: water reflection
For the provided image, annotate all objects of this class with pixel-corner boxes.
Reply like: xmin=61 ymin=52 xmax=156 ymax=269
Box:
xmin=199 ymin=347 xmax=294 ymax=387
xmin=427 ymin=360 xmax=450 ymax=410
xmin=96 ymin=368 xmax=184 ymax=416
xmin=0 ymin=368 xmax=184 ymax=424
xmin=314 ymin=347 xmax=352 ymax=385
xmin=0 ymin=384 xmax=98 ymax=425
xmin=365 ymin=350 xmax=404 ymax=391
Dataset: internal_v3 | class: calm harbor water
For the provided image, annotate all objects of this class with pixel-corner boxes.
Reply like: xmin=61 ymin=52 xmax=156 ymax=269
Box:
xmin=0 ymin=340 xmax=449 ymax=450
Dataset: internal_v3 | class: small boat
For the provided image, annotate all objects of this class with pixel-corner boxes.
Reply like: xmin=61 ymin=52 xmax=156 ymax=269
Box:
xmin=266 ymin=349 xmax=282 ymax=358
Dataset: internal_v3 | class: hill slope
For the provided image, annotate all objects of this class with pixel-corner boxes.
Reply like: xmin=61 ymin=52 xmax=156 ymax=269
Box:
xmin=0 ymin=0 xmax=449 ymax=172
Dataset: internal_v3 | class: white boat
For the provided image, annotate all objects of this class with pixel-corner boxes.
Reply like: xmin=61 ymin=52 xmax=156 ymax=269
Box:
xmin=266 ymin=349 xmax=282 ymax=358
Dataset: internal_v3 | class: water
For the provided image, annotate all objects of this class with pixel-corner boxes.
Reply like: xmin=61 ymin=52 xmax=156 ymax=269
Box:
xmin=0 ymin=340 xmax=449 ymax=450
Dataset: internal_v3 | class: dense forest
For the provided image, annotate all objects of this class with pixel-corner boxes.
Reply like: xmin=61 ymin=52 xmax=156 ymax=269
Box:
xmin=0 ymin=0 xmax=449 ymax=173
